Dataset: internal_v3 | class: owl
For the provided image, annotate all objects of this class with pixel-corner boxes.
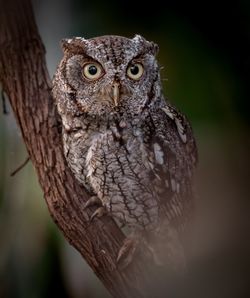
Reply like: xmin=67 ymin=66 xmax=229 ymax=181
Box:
xmin=52 ymin=35 xmax=197 ymax=269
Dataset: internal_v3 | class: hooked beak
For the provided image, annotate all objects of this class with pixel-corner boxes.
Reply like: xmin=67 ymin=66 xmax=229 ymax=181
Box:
xmin=112 ymin=82 xmax=120 ymax=107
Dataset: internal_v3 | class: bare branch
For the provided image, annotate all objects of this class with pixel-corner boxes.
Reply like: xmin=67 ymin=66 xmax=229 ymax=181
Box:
xmin=1 ymin=88 xmax=8 ymax=114
xmin=10 ymin=156 xmax=30 ymax=177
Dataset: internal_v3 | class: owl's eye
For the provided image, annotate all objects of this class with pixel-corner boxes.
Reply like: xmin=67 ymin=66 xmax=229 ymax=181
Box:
xmin=83 ymin=62 xmax=104 ymax=80
xmin=127 ymin=63 xmax=144 ymax=80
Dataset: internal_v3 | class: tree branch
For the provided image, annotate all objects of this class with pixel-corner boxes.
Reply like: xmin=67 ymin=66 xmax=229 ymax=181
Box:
xmin=0 ymin=1 xmax=169 ymax=297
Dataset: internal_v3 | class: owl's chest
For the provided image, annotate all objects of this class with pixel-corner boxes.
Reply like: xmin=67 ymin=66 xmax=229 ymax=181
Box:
xmin=86 ymin=123 xmax=146 ymax=175
xmin=64 ymin=119 xmax=151 ymax=190
xmin=87 ymin=121 xmax=155 ymax=186
xmin=85 ymin=123 xmax=160 ymax=228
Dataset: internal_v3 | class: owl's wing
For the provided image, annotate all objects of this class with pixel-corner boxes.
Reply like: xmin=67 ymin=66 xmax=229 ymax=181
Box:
xmin=149 ymin=102 xmax=198 ymax=228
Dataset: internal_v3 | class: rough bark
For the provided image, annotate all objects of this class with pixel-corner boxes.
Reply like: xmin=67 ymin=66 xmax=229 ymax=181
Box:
xmin=0 ymin=1 xmax=169 ymax=297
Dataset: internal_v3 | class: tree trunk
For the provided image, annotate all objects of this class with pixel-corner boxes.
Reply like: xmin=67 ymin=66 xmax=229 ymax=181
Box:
xmin=0 ymin=1 xmax=170 ymax=297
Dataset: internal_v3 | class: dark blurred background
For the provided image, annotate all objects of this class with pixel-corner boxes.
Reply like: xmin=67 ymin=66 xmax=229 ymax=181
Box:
xmin=0 ymin=1 xmax=249 ymax=297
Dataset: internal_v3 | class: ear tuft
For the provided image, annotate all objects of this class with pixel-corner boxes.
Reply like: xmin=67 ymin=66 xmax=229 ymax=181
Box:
xmin=61 ymin=38 xmax=73 ymax=52
xmin=60 ymin=37 xmax=87 ymax=53
xmin=132 ymin=34 xmax=159 ymax=56
xmin=149 ymin=41 xmax=159 ymax=56
xmin=132 ymin=34 xmax=146 ymax=45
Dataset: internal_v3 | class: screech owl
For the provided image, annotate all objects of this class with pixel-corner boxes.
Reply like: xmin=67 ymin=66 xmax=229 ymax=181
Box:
xmin=52 ymin=35 xmax=197 ymax=268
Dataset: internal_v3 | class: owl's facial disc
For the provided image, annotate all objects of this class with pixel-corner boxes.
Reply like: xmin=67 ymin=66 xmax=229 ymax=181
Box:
xmin=61 ymin=35 xmax=161 ymax=117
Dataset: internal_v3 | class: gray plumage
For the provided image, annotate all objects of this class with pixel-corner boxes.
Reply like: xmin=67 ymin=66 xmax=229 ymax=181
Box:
xmin=52 ymin=35 xmax=197 ymax=261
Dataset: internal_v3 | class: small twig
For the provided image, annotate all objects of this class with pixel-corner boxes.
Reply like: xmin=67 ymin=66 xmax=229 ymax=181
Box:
xmin=10 ymin=156 xmax=30 ymax=176
xmin=1 ymin=89 xmax=9 ymax=114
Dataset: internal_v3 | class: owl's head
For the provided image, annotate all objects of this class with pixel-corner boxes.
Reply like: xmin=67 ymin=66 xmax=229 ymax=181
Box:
xmin=53 ymin=35 xmax=162 ymax=118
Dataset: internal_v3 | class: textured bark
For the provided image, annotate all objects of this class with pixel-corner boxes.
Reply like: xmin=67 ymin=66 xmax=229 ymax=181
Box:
xmin=0 ymin=1 xmax=169 ymax=297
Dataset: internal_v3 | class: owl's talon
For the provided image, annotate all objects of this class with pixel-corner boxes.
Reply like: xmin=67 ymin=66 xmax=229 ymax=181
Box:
xmin=90 ymin=207 xmax=107 ymax=222
xmin=83 ymin=196 xmax=102 ymax=210
xmin=117 ymin=235 xmax=140 ymax=270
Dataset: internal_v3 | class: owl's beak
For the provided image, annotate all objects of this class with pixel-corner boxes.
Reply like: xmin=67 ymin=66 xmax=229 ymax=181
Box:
xmin=112 ymin=82 xmax=120 ymax=107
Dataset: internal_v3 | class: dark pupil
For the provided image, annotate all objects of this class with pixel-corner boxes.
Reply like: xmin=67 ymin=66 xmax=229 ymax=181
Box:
xmin=88 ymin=65 xmax=97 ymax=75
xmin=130 ymin=65 xmax=139 ymax=75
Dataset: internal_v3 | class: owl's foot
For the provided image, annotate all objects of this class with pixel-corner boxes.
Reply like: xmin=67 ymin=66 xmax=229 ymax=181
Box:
xmin=90 ymin=207 xmax=107 ymax=222
xmin=117 ymin=232 xmax=141 ymax=270
xmin=83 ymin=196 xmax=107 ymax=222
xmin=83 ymin=196 xmax=102 ymax=210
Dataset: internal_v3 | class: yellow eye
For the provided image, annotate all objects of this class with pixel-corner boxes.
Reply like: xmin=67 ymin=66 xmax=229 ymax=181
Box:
xmin=83 ymin=62 xmax=103 ymax=80
xmin=127 ymin=63 xmax=144 ymax=80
